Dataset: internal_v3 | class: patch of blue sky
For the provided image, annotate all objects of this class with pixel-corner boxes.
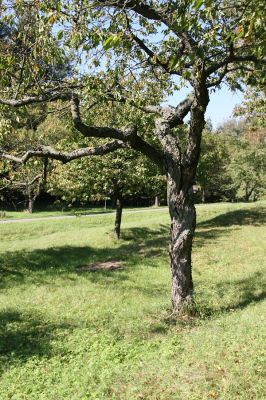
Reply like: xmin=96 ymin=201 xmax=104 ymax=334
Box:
xmin=165 ymin=83 xmax=243 ymax=129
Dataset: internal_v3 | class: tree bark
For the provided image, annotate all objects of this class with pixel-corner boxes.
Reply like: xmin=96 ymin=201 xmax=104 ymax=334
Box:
xmin=167 ymin=172 xmax=195 ymax=312
xmin=164 ymin=95 xmax=207 ymax=313
xmin=154 ymin=195 xmax=160 ymax=207
xmin=28 ymin=194 xmax=34 ymax=213
xmin=244 ymin=184 xmax=256 ymax=202
xmin=114 ymin=195 xmax=123 ymax=239
xmin=201 ymin=187 xmax=205 ymax=203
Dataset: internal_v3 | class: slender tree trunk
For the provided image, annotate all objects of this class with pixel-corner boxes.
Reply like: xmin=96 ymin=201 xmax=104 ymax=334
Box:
xmin=154 ymin=195 xmax=160 ymax=207
xmin=114 ymin=196 xmax=123 ymax=239
xmin=167 ymin=172 xmax=195 ymax=312
xmin=27 ymin=179 xmax=43 ymax=214
xmin=201 ymin=186 xmax=205 ymax=203
xmin=28 ymin=194 xmax=34 ymax=213
xmin=244 ymin=184 xmax=256 ymax=202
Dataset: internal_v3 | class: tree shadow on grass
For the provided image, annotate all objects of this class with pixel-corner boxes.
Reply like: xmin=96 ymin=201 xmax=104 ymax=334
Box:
xmin=198 ymin=206 xmax=266 ymax=228
xmin=0 ymin=245 xmax=131 ymax=289
xmin=0 ymin=221 xmax=230 ymax=285
xmin=195 ymin=270 xmax=266 ymax=319
xmin=0 ymin=223 xmax=236 ymax=291
xmin=215 ymin=270 xmax=266 ymax=312
xmin=0 ymin=309 xmax=72 ymax=368
xmin=1 ymin=205 xmax=265 ymax=310
xmin=148 ymin=268 xmax=266 ymax=334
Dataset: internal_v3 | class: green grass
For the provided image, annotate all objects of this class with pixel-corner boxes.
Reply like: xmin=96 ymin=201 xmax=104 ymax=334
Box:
xmin=0 ymin=205 xmax=162 ymax=220
xmin=0 ymin=202 xmax=265 ymax=399
xmin=0 ymin=206 xmax=112 ymax=220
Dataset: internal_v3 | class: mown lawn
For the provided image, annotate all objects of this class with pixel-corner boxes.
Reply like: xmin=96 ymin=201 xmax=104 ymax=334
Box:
xmin=0 ymin=202 xmax=265 ymax=399
xmin=0 ymin=206 xmax=158 ymax=220
xmin=0 ymin=206 xmax=112 ymax=220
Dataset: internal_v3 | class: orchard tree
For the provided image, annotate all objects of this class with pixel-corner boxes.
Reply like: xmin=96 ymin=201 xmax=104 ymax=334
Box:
xmin=0 ymin=111 xmax=50 ymax=212
xmin=232 ymin=141 xmax=266 ymax=202
xmin=1 ymin=0 xmax=265 ymax=312
xmin=1 ymin=158 xmax=48 ymax=213
xmin=196 ymin=131 xmax=233 ymax=202
xmin=46 ymin=97 xmax=166 ymax=238
xmin=231 ymin=87 xmax=266 ymax=200
xmin=234 ymin=88 xmax=266 ymax=144
xmin=216 ymin=121 xmax=266 ymax=202
xmin=50 ymin=148 xmax=165 ymax=238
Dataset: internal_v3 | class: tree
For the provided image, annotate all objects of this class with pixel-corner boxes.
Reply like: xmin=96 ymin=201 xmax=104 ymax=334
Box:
xmin=234 ymin=88 xmax=266 ymax=143
xmin=0 ymin=111 xmax=51 ymax=212
xmin=45 ymin=98 xmax=166 ymax=238
xmin=50 ymin=148 xmax=165 ymax=237
xmin=215 ymin=116 xmax=266 ymax=202
xmin=196 ymin=131 xmax=234 ymax=202
xmin=0 ymin=0 xmax=265 ymax=313
xmin=231 ymin=88 xmax=266 ymax=200
xmin=232 ymin=141 xmax=266 ymax=201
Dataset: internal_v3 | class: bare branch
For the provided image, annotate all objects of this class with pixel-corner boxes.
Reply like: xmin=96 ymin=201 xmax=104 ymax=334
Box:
xmin=0 ymin=91 xmax=71 ymax=107
xmin=1 ymin=141 xmax=128 ymax=164
xmin=70 ymin=96 xmax=165 ymax=168
xmin=167 ymin=96 xmax=194 ymax=128
xmin=8 ymin=174 xmax=43 ymax=188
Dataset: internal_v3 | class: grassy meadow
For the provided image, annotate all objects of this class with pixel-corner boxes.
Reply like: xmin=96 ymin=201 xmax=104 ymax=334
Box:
xmin=0 ymin=207 xmax=112 ymax=220
xmin=0 ymin=202 xmax=265 ymax=399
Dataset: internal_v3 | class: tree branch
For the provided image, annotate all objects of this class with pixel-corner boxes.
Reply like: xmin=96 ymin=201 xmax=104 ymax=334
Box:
xmin=129 ymin=32 xmax=180 ymax=75
xmin=167 ymin=96 xmax=194 ymax=128
xmin=104 ymin=91 xmax=163 ymax=114
xmin=1 ymin=141 xmax=128 ymax=164
xmin=70 ymin=96 xmax=165 ymax=168
xmin=0 ymin=91 xmax=71 ymax=107
xmin=96 ymin=0 xmax=162 ymax=21
xmin=71 ymin=96 xmax=126 ymax=140
xmin=206 ymin=54 xmax=262 ymax=77
xmin=8 ymin=174 xmax=43 ymax=188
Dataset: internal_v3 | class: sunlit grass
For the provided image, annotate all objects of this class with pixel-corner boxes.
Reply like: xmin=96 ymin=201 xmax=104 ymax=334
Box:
xmin=0 ymin=201 xmax=265 ymax=399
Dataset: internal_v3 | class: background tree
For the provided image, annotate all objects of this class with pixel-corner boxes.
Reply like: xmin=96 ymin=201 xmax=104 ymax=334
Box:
xmin=234 ymin=88 xmax=266 ymax=143
xmin=49 ymin=149 xmax=165 ymax=238
xmin=230 ymin=140 xmax=265 ymax=202
xmin=45 ymin=96 xmax=166 ymax=238
xmin=196 ymin=131 xmax=234 ymax=202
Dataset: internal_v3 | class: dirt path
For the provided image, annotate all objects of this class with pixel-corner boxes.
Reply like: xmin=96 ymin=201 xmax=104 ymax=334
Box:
xmin=0 ymin=207 xmax=168 ymax=224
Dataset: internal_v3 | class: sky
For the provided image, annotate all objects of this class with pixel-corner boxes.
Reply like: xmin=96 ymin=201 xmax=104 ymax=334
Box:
xmin=206 ymin=86 xmax=244 ymax=129
xmin=167 ymin=84 xmax=244 ymax=130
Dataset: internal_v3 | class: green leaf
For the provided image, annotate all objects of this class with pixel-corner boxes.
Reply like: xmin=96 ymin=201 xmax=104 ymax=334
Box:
xmin=194 ymin=0 xmax=204 ymax=10
xmin=169 ymin=55 xmax=180 ymax=69
xmin=103 ymin=34 xmax=121 ymax=50
xmin=57 ymin=30 xmax=63 ymax=40
xmin=103 ymin=36 xmax=114 ymax=50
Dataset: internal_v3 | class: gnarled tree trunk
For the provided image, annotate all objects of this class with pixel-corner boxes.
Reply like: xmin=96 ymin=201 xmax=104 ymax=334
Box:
xmin=164 ymin=92 xmax=208 ymax=312
xmin=169 ymin=192 xmax=195 ymax=312
xmin=167 ymin=166 xmax=195 ymax=312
